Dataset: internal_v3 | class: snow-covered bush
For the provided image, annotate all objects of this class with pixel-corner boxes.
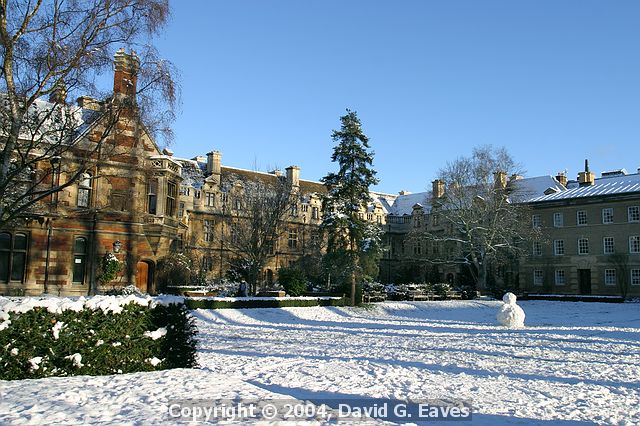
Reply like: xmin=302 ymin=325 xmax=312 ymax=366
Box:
xmin=185 ymin=297 xmax=349 ymax=310
xmin=0 ymin=295 xmax=197 ymax=380
xmin=432 ymin=282 xmax=452 ymax=297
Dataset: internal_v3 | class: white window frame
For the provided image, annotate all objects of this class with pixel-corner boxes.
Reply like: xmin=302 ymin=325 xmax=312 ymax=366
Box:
xmin=603 ymin=237 xmax=615 ymax=255
xmin=629 ymin=206 xmax=640 ymax=223
xmin=578 ymin=238 xmax=589 ymax=255
xmin=532 ymin=214 xmax=541 ymax=229
xmin=553 ymin=212 xmax=564 ymax=227
xmin=553 ymin=240 xmax=565 ymax=256
xmin=602 ymin=208 xmax=614 ymax=224
xmin=629 ymin=236 xmax=640 ymax=254
xmin=604 ymin=269 xmax=616 ymax=286
xmin=532 ymin=241 xmax=542 ymax=256
xmin=533 ymin=270 xmax=544 ymax=286
xmin=631 ymin=269 xmax=640 ymax=286
xmin=577 ymin=210 xmax=587 ymax=226
xmin=555 ymin=270 xmax=565 ymax=286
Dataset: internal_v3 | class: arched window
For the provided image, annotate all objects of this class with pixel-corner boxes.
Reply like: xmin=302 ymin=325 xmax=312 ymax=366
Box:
xmin=72 ymin=237 xmax=88 ymax=284
xmin=0 ymin=232 xmax=28 ymax=283
xmin=77 ymin=172 xmax=92 ymax=207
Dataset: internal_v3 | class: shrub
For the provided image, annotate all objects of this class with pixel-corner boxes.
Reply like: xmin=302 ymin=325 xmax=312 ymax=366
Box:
xmin=277 ymin=267 xmax=307 ymax=297
xmin=96 ymin=252 xmax=123 ymax=286
xmin=432 ymin=282 xmax=452 ymax=298
xmin=0 ymin=297 xmax=197 ymax=380
xmin=185 ymin=297 xmax=349 ymax=310
xmin=332 ymin=282 xmax=363 ymax=305
xmin=156 ymin=253 xmax=195 ymax=293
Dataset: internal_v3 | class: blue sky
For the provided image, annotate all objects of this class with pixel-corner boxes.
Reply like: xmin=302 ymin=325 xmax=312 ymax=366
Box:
xmin=153 ymin=1 xmax=640 ymax=194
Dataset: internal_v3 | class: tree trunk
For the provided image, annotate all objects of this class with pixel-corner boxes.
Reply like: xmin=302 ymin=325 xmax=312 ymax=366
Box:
xmin=351 ymin=271 xmax=356 ymax=306
xmin=477 ymin=260 xmax=487 ymax=293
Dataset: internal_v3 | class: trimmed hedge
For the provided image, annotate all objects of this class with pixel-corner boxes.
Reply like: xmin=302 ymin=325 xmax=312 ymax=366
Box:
xmin=185 ymin=297 xmax=350 ymax=310
xmin=0 ymin=302 xmax=197 ymax=380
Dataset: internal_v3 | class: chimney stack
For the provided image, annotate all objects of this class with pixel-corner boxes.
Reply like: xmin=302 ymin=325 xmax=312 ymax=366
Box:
xmin=206 ymin=151 xmax=221 ymax=176
xmin=76 ymin=96 xmax=101 ymax=111
xmin=286 ymin=166 xmax=300 ymax=188
xmin=49 ymin=80 xmax=67 ymax=104
xmin=578 ymin=159 xmax=595 ymax=187
xmin=555 ymin=172 xmax=568 ymax=187
xmin=494 ymin=171 xmax=507 ymax=189
xmin=113 ymin=48 xmax=140 ymax=100
xmin=432 ymin=179 xmax=445 ymax=198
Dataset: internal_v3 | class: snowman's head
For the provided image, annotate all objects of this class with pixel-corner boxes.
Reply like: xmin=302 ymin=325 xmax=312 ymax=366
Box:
xmin=502 ymin=292 xmax=517 ymax=304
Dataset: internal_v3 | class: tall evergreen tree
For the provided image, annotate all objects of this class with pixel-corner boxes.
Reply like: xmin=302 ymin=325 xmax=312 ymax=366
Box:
xmin=321 ymin=110 xmax=379 ymax=305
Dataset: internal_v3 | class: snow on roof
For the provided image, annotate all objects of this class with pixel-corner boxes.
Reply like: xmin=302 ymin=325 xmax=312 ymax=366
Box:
xmin=5 ymin=97 xmax=102 ymax=144
xmin=388 ymin=192 xmax=431 ymax=216
xmin=528 ymin=172 xmax=640 ymax=203
xmin=173 ymin=157 xmax=205 ymax=189
xmin=370 ymin=192 xmax=398 ymax=215
xmin=510 ymin=176 xmax=566 ymax=201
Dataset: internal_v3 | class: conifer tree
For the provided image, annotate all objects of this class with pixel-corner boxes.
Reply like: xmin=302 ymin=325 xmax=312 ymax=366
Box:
xmin=321 ymin=110 xmax=379 ymax=305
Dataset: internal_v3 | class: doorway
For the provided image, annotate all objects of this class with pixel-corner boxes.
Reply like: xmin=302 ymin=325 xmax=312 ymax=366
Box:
xmin=136 ymin=261 xmax=153 ymax=293
xmin=578 ymin=269 xmax=591 ymax=295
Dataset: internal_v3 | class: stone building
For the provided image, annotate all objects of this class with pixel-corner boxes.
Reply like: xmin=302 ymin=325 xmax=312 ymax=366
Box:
xmin=172 ymin=153 xmax=326 ymax=287
xmin=2 ymin=51 xmax=637 ymax=298
xmin=524 ymin=164 xmax=640 ymax=297
xmin=165 ymin=151 xmax=391 ymax=289
xmin=1 ymin=49 xmax=182 ymax=296
xmin=380 ymin=175 xmax=566 ymax=288
xmin=380 ymin=163 xmax=640 ymax=298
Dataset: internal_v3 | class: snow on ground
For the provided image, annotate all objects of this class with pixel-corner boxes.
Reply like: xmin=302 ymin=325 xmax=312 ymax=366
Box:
xmin=1 ymin=300 xmax=639 ymax=425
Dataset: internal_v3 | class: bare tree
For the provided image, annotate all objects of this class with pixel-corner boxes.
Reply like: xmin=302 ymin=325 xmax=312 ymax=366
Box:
xmin=223 ymin=174 xmax=296 ymax=295
xmin=608 ymin=252 xmax=630 ymax=299
xmin=0 ymin=0 xmax=178 ymax=229
xmin=413 ymin=146 xmax=540 ymax=292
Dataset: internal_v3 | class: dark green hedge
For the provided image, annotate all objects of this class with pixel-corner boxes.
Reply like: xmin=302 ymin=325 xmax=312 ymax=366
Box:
xmin=0 ymin=302 xmax=197 ymax=380
xmin=185 ymin=297 xmax=350 ymax=310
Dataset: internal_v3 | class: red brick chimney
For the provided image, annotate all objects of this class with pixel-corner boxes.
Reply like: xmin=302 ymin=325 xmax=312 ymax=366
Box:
xmin=113 ymin=48 xmax=140 ymax=100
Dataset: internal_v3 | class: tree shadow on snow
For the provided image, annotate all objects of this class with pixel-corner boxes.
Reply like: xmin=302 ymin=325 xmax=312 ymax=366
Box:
xmin=246 ymin=380 xmax=587 ymax=425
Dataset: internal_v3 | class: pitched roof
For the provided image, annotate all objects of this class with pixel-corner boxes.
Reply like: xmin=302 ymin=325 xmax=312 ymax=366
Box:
xmin=388 ymin=192 xmax=431 ymax=216
xmin=510 ymin=176 xmax=567 ymax=201
xmin=173 ymin=158 xmax=327 ymax=195
xmin=528 ymin=173 xmax=640 ymax=203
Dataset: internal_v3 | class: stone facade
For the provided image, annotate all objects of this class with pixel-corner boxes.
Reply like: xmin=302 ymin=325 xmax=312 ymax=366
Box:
xmin=381 ymin=168 xmax=640 ymax=298
xmin=2 ymin=51 xmax=638 ymax=298
xmin=524 ymin=169 xmax=640 ymax=297
xmin=1 ymin=50 xmax=182 ymax=296
xmin=174 ymin=155 xmax=326 ymax=287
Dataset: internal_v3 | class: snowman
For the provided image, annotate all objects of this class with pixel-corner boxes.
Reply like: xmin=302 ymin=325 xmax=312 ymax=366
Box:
xmin=496 ymin=292 xmax=525 ymax=328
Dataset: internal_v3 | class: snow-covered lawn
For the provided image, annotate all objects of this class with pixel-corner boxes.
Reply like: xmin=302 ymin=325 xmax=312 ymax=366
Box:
xmin=1 ymin=300 xmax=639 ymax=424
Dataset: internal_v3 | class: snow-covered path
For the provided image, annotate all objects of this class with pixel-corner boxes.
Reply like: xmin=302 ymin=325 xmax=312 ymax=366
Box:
xmin=1 ymin=300 xmax=639 ymax=424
